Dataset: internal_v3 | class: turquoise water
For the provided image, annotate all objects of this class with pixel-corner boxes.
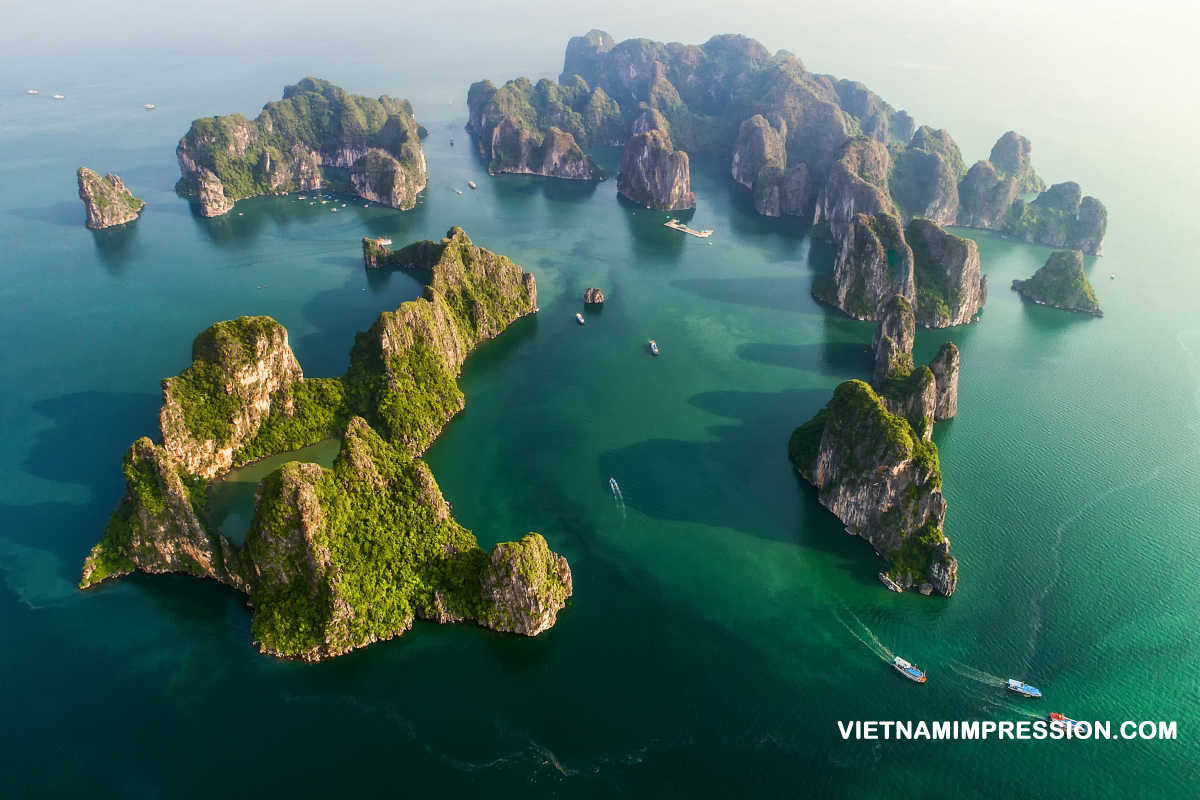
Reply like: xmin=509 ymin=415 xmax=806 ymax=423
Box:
xmin=2 ymin=2 xmax=1198 ymax=796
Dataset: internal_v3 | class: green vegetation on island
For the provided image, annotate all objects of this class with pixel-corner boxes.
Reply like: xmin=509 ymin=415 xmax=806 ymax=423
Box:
xmin=1012 ymin=249 xmax=1102 ymax=317
xmin=80 ymin=228 xmax=570 ymax=660
xmin=77 ymin=168 xmax=144 ymax=229
xmin=175 ymin=77 xmax=427 ymax=216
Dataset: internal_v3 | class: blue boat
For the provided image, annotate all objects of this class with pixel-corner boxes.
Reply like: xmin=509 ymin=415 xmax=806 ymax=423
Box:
xmin=1007 ymin=679 xmax=1042 ymax=698
xmin=649 ymin=340 xmax=659 ymax=355
xmin=893 ymin=657 xmax=926 ymax=683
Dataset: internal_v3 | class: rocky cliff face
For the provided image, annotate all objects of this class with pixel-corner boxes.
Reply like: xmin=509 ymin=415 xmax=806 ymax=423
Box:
xmin=350 ymin=147 xmax=427 ymax=210
xmin=584 ymin=288 xmax=604 ymax=303
xmin=989 ymin=131 xmax=1044 ymax=193
xmin=483 ymin=117 xmax=604 ymax=180
xmin=813 ymin=137 xmax=896 ymax=242
xmin=729 ymin=115 xmax=813 ymax=218
xmin=79 ymin=437 xmax=235 ymax=588
xmin=77 ymin=168 xmax=144 ymax=228
xmin=906 ymin=218 xmax=987 ymax=327
xmin=1006 ymin=182 xmax=1108 ymax=256
xmin=731 ymin=115 xmax=785 ymax=190
xmin=789 ymin=380 xmax=957 ymax=595
xmin=956 ymin=160 xmax=1017 ymax=230
xmin=1012 ymin=249 xmax=1102 ymax=316
xmin=196 ymin=168 xmax=235 ymax=217
xmin=617 ymin=129 xmax=695 ymax=211
xmin=160 ymin=317 xmax=304 ymax=480
xmin=479 ymin=533 xmax=574 ymax=635
xmin=872 ymin=294 xmax=916 ymax=384
xmin=928 ymin=342 xmax=960 ymax=420
xmin=175 ymin=78 xmax=426 ymax=214
xmin=815 ymin=212 xmax=914 ymax=320
xmin=887 ymin=126 xmax=964 ymax=226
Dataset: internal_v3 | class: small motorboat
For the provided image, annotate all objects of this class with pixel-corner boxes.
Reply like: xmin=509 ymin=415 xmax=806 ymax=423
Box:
xmin=143 ymin=104 xmax=155 ymax=110
xmin=450 ymin=137 xmax=454 ymax=145
xmin=1007 ymin=679 xmax=1042 ymax=698
xmin=575 ymin=313 xmax=585 ymax=325
xmin=455 ymin=189 xmax=463 ymax=195
xmin=53 ymin=94 xmax=64 ymax=100
xmin=27 ymin=89 xmax=37 ymax=95
xmin=893 ymin=657 xmax=926 ymax=683
xmin=469 ymin=181 xmax=477 ymax=189
xmin=649 ymin=340 xmax=659 ymax=355
xmin=1049 ymin=713 xmax=1084 ymax=734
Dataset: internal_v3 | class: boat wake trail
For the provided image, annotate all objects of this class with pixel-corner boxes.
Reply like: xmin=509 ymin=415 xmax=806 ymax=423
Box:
xmin=609 ymin=478 xmax=626 ymax=518
xmin=834 ymin=605 xmax=894 ymax=663
xmin=948 ymin=661 xmax=1006 ymax=688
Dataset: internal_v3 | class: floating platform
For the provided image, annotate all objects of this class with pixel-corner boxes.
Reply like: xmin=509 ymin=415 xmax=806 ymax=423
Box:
xmin=665 ymin=218 xmax=713 ymax=238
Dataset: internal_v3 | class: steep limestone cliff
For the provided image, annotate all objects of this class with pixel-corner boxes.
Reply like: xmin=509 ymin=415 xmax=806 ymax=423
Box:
xmin=872 ymin=294 xmax=916 ymax=385
xmin=906 ymin=218 xmax=987 ymax=328
xmin=813 ymin=137 xmax=896 ymax=242
xmin=479 ymin=533 xmax=574 ymax=635
xmin=617 ymin=129 xmax=695 ymax=211
xmin=988 ymin=131 xmax=1044 ymax=193
xmin=175 ymin=77 xmax=427 ymax=213
xmin=887 ymin=126 xmax=965 ymax=225
xmin=789 ymin=380 xmax=957 ymax=595
xmin=928 ymin=342 xmax=960 ymax=421
xmin=77 ymin=168 xmax=144 ymax=228
xmin=1012 ymin=249 xmax=1102 ymax=316
xmin=957 ymin=160 xmax=1017 ymax=230
xmin=813 ymin=212 xmax=914 ymax=320
xmin=159 ymin=317 xmax=304 ymax=480
xmin=1006 ymin=182 xmax=1108 ymax=255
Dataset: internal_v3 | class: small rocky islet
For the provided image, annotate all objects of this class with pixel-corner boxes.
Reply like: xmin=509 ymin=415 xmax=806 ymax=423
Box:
xmin=77 ymin=167 xmax=144 ymax=228
xmin=1013 ymin=249 xmax=1103 ymax=316
xmin=80 ymin=228 xmax=571 ymax=661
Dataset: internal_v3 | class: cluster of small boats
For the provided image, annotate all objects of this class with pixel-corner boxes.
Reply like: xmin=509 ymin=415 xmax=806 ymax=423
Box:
xmin=573 ymin=313 xmax=658 ymax=356
xmin=892 ymin=657 xmax=1080 ymax=726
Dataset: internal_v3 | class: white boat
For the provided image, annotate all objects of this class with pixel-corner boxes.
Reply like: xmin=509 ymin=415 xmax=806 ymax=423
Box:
xmin=143 ymin=104 xmax=155 ymax=110
xmin=1006 ymin=679 xmax=1042 ymax=698
xmin=575 ymin=313 xmax=585 ymax=325
xmin=374 ymin=238 xmax=392 ymax=246
xmin=27 ymin=89 xmax=37 ymax=95
xmin=53 ymin=94 xmax=64 ymax=100
xmin=469 ymin=181 xmax=477 ymax=189
xmin=649 ymin=340 xmax=659 ymax=355
xmin=893 ymin=657 xmax=926 ymax=683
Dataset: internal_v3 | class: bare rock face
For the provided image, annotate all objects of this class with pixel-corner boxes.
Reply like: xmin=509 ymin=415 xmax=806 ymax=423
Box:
xmin=813 ymin=137 xmax=896 ymax=242
xmin=887 ymin=126 xmax=965 ymax=226
xmin=632 ymin=106 xmax=669 ymax=136
xmin=617 ymin=129 xmax=695 ymax=211
xmin=988 ymin=131 xmax=1044 ymax=193
xmin=957 ymin=160 xmax=1018 ymax=230
xmin=928 ymin=342 xmax=960 ymax=420
xmin=731 ymin=115 xmax=785 ymax=190
xmin=196 ymin=168 xmax=235 ymax=217
xmin=160 ymin=317 xmax=304 ymax=480
xmin=872 ymin=295 xmax=916 ymax=384
xmin=77 ymin=168 xmax=144 ymax=228
xmin=479 ymin=533 xmax=573 ymax=635
xmin=816 ymin=212 xmax=914 ymax=320
xmin=350 ymin=147 xmax=427 ymax=210
xmin=486 ymin=118 xmax=604 ymax=180
xmin=584 ymin=288 xmax=604 ymax=303
xmin=79 ymin=438 xmax=235 ymax=588
xmin=905 ymin=218 xmax=986 ymax=328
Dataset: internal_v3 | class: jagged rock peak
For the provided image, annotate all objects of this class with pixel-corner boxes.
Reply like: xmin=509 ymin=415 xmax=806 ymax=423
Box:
xmin=813 ymin=137 xmax=896 ymax=242
xmin=905 ymin=218 xmax=986 ymax=328
xmin=1012 ymin=249 xmax=1102 ymax=316
xmin=77 ymin=168 xmax=144 ymax=229
xmin=887 ymin=126 xmax=964 ymax=226
xmin=872 ymin=295 xmax=916 ymax=384
xmin=989 ymin=131 xmax=1045 ymax=193
xmin=815 ymin=212 xmax=914 ymax=320
xmin=479 ymin=533 xmax=574 ymax=635
xmin=584 ymin=288 xmax=604 ymax=303
xmin=929 ymin=342 xmax=960 ymax=420
xmin=159 ymin=316 xmax=304 ymax=480
xmin=617 ymin=129 xmax=695 ymax=211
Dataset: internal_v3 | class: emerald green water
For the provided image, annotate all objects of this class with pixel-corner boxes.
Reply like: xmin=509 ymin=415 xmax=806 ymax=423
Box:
xmin=2 ymin=2 xmax=1198 ymax=796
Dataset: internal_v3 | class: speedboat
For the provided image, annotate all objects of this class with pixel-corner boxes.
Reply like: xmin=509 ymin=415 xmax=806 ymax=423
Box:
xmin=1006 ymin=679 xmax=1042 ymax=698
xmin=575 ymin=313 xmax=585 ymax=325
xmin=893 ymin=657 xmax=926 ymax=683
xmin=144 ymin=103 xmax=155 ymax=110
xmin=649 ymin=340 xmax=659 ymax=355
xmin=1049 ymin=713 xmax=1083 ymax=733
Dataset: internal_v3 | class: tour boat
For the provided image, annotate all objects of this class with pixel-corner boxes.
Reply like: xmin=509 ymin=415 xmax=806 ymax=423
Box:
xmin=664 ymin=218 xmax=714 ymax=238
xmin=27 ymin=89 xmax=37 ymax=95
xmin=1006 ymin=679 xmax=1042 ymax=698
xmin=469 ymin=181 xmax=477 ymax=189
xmin=879 ymin=572 xmax=904 ymax=593
xmin=649 ymin=340 xmax=659 ymax=355
xmin=53 ymin=94 xmax=64 ymax=100
xmin=893 ymin=657 xmax=926 ymax=683
xmin=575 ymin=313 xmax=585 ymax=325
xmin=1049 ymin=713 xmax=1083 ymax=732
xmin=143 ymin=104 xmax=155 ymax=110
xmin=455 ymin=189 xmax=463 ymax=195
xmin=374 ymin=238 xmax=392 ymax=246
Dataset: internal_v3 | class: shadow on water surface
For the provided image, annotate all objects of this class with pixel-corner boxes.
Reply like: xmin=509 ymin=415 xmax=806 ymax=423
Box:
xmin=90 ymin=223 xmax=139 ymax=273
